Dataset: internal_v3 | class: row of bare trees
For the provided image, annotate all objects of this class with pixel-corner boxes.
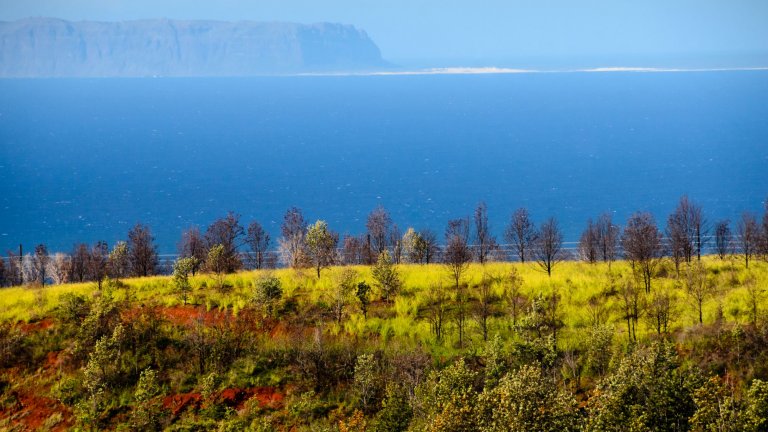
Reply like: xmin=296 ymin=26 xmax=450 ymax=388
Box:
xmin=2 ymin=195 xmax=767 ymax=287
xmin=0 ymin=225 xmax=155 ymax=288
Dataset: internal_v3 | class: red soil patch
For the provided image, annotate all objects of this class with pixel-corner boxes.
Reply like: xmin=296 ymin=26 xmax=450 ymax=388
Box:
xmin=17 ymin=317 xmax=54 ymax=333
xmin=269 ymin=321 xmax=289 ymax=338
xmin=124 ymin=305 xmax=234 ymax=327
xmin=220 ymin=386 xmax=284 ymax=410
xmin=162 ymin=387 xmax=283 ymax=417
xmin=0 ymin=391 xmax=72 ymax=431
xmin=44 ymin=351 xmax=64 ymax=369
xmin=162 ymin=392 xmax=202 ymax=417
xmin=159 ymin=305 xmax=231 ymax=327
xmin=250 ymin=387 xmax=284 ymax=409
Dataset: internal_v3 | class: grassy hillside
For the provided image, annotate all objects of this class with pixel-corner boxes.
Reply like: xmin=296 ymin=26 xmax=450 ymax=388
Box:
xmin=1 ymin=257 xmax=767 ymax=431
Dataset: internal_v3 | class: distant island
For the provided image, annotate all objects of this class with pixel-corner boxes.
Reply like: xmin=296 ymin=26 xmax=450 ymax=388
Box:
xmin=0 ymin=17 xmax=387 ymax=77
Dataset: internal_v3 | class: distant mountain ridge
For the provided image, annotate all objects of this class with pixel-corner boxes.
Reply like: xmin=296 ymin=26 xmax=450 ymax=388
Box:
xmin=0 ymin=18 xmax=386 ymax=77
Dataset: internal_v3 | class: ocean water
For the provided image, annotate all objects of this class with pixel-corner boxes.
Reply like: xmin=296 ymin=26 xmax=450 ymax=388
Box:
xmin=1 ymin=71 xmax=767 ymax=254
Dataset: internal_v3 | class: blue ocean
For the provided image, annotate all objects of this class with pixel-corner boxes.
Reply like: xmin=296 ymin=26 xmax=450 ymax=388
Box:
xmin=1 ymin=71 xmax=767 ymax=253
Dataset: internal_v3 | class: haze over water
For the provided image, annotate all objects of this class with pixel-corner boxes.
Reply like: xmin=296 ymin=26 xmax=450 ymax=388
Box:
xmin=1 ymin=70 xmax=767 ymax=253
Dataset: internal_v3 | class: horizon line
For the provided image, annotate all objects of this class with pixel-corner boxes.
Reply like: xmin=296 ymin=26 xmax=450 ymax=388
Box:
xmin=296 ymin=66 xmax=768 ymax=77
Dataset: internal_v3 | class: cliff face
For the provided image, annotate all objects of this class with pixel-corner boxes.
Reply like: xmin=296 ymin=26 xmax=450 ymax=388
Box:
xmin=0 ymin=18 xmax=385 ymax=77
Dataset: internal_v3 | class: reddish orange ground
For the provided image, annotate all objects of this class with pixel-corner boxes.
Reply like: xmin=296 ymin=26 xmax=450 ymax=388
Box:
xmin=0 ymin=391 xmax=73 ymax=431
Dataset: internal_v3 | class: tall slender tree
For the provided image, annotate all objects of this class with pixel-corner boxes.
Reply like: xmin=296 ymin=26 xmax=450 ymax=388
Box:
xmin=128 ymin=223 xmax=159 ymax=277
xmin=666 ymin=196 xmax=706 ymax=265
xmin=736 ymin=212 xmax=760 ymax=268
xmin=279 ymin=207 xmax=307 ymax=268
xmin=622 ymin=212 xmax=663 ymax=293
xmin=761 ymin=198 xmax=768 ymax=260
xmin=420 ymin=229 xmax=440 ymax=264
xmin=505 ymin=208 xmax=536 ymax=263
xmin=366 ymin=206 xmax=392 ymax=257
xmin=69 ymin=243 xmax=89 ymax=282
xmin=714 ymin=220 xmax=733 ymax=259
xmin=578 ymin=219 xmax=599 ymax=264
xmin=444 ymin=217 xmax=472 ymax=347
xmin=474 ymin=201 xmax=496 ymax=264
xmin=89 ymin=241 xmax=109 ymax=288
xmin=245 ymin=221 xmax=271 ymax=270
xmin=596 ymin=213 xmax=620 ymax=267
xmin=533 ymin=217 xmax=564 ymax=276
xmin=342 ymin=234 xmax=366 ymax=265
xmin=0 ymin=257 xmax=6 ymax=287
xmin=444 ymin=218 xmax=472 ymax=290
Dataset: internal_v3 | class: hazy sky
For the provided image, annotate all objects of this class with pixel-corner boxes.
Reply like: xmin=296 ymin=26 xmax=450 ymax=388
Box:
xmin=1 ymin=0 xmax=767 ymax=65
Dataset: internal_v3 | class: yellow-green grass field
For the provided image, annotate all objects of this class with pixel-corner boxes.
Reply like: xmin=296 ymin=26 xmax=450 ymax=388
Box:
xmin=1 ymin=257 xmax=766 ymax=355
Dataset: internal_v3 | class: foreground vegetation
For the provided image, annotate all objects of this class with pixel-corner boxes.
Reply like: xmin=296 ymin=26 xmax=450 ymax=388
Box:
xmin=0 ymin=256 xmax=767 ymax=431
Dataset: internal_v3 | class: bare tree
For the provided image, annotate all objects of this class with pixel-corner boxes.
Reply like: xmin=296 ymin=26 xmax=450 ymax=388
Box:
xmin=744 ymin=276 xmax=765 ymax=325
xmin=645 ymin=290 xmax=674 ymax=335
xmin=69 ymin=243 xmax=90 ymax=282
xmin=671 ymin=196 xmax=695 ymax=262
xmin=366 ymin=206 xmax=392 ymax=257
xmin=666 ymin=196 xmax=705 ymax=274
xmin=761 ymin=198 xmax=768 ymax=260
xmin=419 ymin=229 xmax=440 ymax=264
xmin=444 ymin=218 xmax=472 ymax=289
xmin=692 ymin=200 xmax=707 ymax=261
xmin=5 ymin=251 xmax=21 ymax=286
xmin=128 ymin=223 xmax=159 ymax=277
xmin=474 ymin=201 xmax=497 ymax=264
xmin=0 ymin=257 xmax=6 ymax=287
xmin=279 ymin=207 xmax=308 ymax=269
xmin=667 ymin=196 xmax=707 ymax=268
xmin=596 ymin=213 xmax=620 ymax=267
xmin=736 ymin=212 xmax=759 ymax=268
xmin=505 ymin=208 xmax=537 ymax=263
xmin=578 ymin=219 xmax=599 ymax=264
xmin=685 ymin=261 xmax=713 ymax=325
xmin=5 ymin=251 xmax=22 ymax=286
xmin=473 ymin=273 xmax=502 ymax=341
xmin=619 ymin=278 xmax=642 ymax=342
xmin=205 ymin=212 xmax=244 ymax=273
xmin=422 ymin=284 xmax=448 ymax=343
xmin=444 ymin=217 xmax=472 ymax=347
xmin=342 ymin=234 xmax=365 ymax=265
xmin=714 ymin=220 xmax=733 ymax=260
xmin=88 ymin=241 xmax=109 ymax=288
xmin=532 ymin=217 xmax=564 ymax=276
xmin=502 ymin=268 xmax=526 ymax=325
xmin=666 ymin=209 xmax=689 ymax=276
xmin=45 ymin=253 xmax=70 ymax=285
xmin=178 ymin=226 xmax=206 ymax=275
xmin=32 ymin=244 xmax=49 ymax=286
xmin=245 ymin=221 xmax=271 ymax=270
xmin=622 ymin=212 xmax=663 ymax=293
